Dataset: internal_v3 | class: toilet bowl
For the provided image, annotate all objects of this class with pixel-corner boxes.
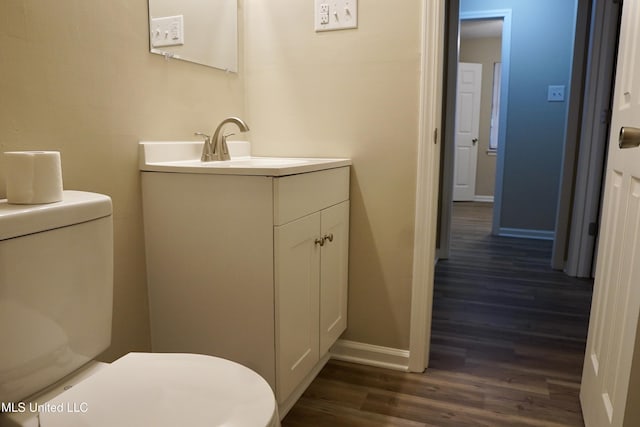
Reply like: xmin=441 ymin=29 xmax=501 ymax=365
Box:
xmin=0 ymin=191 xmax=279 ymax=427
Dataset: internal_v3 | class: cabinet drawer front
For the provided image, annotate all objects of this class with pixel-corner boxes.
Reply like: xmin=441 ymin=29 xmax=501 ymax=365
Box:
xmin=274 ymin=167 xmax=349 ymax=225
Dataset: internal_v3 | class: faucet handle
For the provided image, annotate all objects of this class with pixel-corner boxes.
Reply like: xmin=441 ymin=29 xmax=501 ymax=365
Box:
xmin=219 ymin=133 xmax=235 ymax=158
xmin=194 ymin=132 xmax=211 ymax=143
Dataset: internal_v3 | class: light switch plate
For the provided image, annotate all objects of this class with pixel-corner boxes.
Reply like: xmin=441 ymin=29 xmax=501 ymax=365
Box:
xmin=547 ymin=85 xmax=565 ymax=102
xmin=150 ymin=15 xmax=185 ymax=48
xmin=315 ymin=0 xmax=358 ymax=32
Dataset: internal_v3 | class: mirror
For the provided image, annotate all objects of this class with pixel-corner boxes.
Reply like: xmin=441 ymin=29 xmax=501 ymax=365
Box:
xmin=148 ymin=0 xmax=238 ymax=72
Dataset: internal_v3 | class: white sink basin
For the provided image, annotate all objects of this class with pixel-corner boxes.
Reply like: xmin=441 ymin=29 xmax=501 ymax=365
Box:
xmin=220 ymin=158 xmax=311 ymax=166
xmin=139 ymin=141 xmax=351 ymax=176
xmin=170 ymin=157 xmax=311 ymax=168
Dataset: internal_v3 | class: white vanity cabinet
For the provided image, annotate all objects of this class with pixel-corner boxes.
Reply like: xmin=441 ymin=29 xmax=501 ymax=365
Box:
xmin=272 ymin=167 xmax=350 ymax=404
xmin=141 ymin=162 xmax=349 ymax=417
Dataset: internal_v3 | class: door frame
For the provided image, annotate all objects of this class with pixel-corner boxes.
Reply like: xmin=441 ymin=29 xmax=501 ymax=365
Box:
xmin=407 ymin=0 xmax=446 ymax=372
xmin=409 ymin=6 xmax=513 ymax=372
xmin=437 ymin=9 xmax=512 ymax=261
xmin=559 ymin=0 xmax=621 ymax=277
xmin=551 ymin=0 xmax=597 ymax=272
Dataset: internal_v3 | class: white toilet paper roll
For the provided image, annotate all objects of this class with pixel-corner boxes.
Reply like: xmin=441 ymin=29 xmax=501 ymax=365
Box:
xmin=4 ymin=151 xmax=64 ymax=204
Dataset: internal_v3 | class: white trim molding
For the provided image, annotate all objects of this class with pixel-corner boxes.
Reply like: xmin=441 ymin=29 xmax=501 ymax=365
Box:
xmin=408 ymin=0 xmax=446 ymax=373
xmin=330 ymin=339 xmax=410 ymax=372
xmin=474 ymin=195 xmax=495 ymax=203
xmin=498 ymin=227 xmax=555 ymax=241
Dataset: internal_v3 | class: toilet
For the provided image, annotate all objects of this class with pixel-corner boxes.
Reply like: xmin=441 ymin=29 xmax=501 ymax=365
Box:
xmin=0 ymin=191 xmax=279 ymax=427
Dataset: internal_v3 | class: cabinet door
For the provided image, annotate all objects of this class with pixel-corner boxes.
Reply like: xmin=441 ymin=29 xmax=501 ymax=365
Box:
xmin=319 ymin=201 xmax=349 ymax=355
xmin=274 ymin=212 xmax=321 ymax=403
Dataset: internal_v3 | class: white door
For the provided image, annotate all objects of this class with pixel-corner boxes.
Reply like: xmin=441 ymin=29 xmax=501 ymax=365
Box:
xmin=319 ymin=201 xmax=349 ymax=355
xmin=581 ymin=1 xmax=640 ymax=425
xmin=453 ymin=62 xmax=482 ymax=201
xmin=274 ymin=212 xmax=320 ymax=404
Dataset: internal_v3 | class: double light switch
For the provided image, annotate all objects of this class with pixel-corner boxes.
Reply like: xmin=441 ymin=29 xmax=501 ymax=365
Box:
xmin=150 ymin=15 xmax=185 ymax=48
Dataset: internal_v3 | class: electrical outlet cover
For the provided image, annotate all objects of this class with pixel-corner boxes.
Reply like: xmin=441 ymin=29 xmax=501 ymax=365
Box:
xmin=314 ymin=0 xmax=358 ymax=32
xmin=547 ymin=85 xmax=565 ymax=102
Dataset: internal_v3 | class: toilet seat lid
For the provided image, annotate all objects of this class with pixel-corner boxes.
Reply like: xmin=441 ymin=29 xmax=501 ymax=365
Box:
xmin=39 ymin=353 xmax=278 ymax=427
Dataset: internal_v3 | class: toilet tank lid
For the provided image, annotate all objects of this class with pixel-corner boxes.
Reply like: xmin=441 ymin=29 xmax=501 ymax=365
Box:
xmin=0 ymin=191 xmax=112 ymax=241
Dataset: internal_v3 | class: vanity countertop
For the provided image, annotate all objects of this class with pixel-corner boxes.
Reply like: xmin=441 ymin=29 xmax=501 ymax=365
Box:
xmin=139 ymin=141 xmax=351 ymax=176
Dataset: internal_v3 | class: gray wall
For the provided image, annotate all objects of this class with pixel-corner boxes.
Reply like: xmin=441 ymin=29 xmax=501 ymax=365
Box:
xmin=460 ymin=37 xmax=501 ymax=198
xmin=461 ymin=0 xmax=577 ymax=232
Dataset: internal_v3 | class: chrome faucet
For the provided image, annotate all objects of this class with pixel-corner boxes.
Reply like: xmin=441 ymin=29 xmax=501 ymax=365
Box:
xmin=197 ymin=117 xmax=250 ymax=162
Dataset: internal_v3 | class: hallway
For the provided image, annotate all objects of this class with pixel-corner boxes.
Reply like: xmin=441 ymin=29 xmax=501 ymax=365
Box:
xmin=429 ymin=202 xmax=592 ymax=425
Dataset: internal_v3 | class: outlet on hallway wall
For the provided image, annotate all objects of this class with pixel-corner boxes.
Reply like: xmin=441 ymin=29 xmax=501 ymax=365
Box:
xmin=547 ymin=85 xmax=565 ymax=102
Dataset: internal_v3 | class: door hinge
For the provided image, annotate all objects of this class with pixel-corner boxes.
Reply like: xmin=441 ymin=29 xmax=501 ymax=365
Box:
xmin=433 ymin=128 xmax=438 ymax=144
xmin=588 ymin=222 xmax=599 ymax=237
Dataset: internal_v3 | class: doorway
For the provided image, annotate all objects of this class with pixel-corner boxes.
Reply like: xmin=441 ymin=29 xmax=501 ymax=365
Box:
xmin=409 ymin=0 xmax=620 ymax=374
xmin=440 ymin=9 xmax=513 ymax=260
xmin=453 ymin=18 xmax=504 ymax=210
xmin=442 ymin=1 xmax=583 ymax=257
xmin=459 ymin=18 xmax=509 ymax=207
xmin=452 ymin=61 xmax=484 ymax=202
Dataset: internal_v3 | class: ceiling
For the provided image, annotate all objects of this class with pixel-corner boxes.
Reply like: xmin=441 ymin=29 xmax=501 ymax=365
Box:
xmin=460 ymin=19 xmax=503 ymax=40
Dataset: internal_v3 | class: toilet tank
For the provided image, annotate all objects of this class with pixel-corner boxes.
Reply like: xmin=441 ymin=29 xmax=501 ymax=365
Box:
xmin=0 ymin=191 xmax=113 ymax=403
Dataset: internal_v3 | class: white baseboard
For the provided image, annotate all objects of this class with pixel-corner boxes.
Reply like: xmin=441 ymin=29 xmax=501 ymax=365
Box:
xmin=329 ymin=339 xmax=410 ymax=372
xmin=498 ymin=227 xmax=555 ymax=241
xmin=473 ymin=195 xmax=494 ymax=203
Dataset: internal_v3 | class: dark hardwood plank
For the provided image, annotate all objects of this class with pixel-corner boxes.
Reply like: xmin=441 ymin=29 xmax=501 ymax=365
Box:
xmin=286 ymin=394 xmax=432 ymax=427
xmin=283 ymin=202 xmax=591 ymax=426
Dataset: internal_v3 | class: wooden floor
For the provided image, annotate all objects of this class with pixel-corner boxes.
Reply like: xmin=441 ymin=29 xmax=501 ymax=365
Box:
xmin=282 ymin=202 xmax=593 ymax=426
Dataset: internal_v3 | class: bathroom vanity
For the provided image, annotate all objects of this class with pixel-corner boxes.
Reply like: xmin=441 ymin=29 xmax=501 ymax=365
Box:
xmin=139 ymin=141 xmax=351 ymax=416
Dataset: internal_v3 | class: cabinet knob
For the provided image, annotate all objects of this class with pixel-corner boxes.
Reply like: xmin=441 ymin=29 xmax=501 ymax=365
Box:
xmin=315 ymin=237 xmax=325 ymax=246
xmin=323 ymin=233 xmax=334 ymax=243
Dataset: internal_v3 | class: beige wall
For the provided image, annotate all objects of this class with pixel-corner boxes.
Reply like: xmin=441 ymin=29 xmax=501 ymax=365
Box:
xmin=460 ymin=37 xmax=501 ymax=198
xmin=245 ymin=1 xmax=422 ymax=349
xmin=1 ymin=0 xmax=424 ymax=357
xmin=0 ymin=1 xmax=244 ymax=361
